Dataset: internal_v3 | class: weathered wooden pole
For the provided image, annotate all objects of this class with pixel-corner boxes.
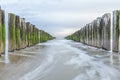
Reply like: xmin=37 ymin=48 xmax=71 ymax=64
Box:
xmin=91 ymin=22 xmax=94 ymax=46
xmin=26 ymin=22 xmax=31 ymax=47
xmin=32 ymin=25 xmax=35 ymax=45
xmin=112 ymin=10 xmax=119 ymax=52
xmin=86 ymin=24 xmax=89 ymax=44
xmin=96 ymin=17 xmax=103 ymax=48
xmin=87 ymin=24 xmax=90 ymax=45
xmin=118 ymin=11 xmax=120 ymax=53
xmin=37 ymin=28 xmax=39 ymax=43
xmin=29 ymin=24 xmax=32 ymax=46
xmin=40 ymin=30 xmax=44 ymax=42
xmin=15 ymin=16 xmax=21 ymax=50
xmin=20 ymin=18 xmax=27 ymax=49
xmin=93 ymin=20 xmax=97 ymax=47
xmin=102 ymin=13 xmax=111 ymax=50
xmin=82 ymin=27 xmax=85 ymax=43
xmin=0 ymin=8 xmax=5 ymax=54
xmin=81 ymin=28 xmax=83 ymax=43
xmin=93 ymin=20 xmax=96 ymax=47
xmin=88 ymin=23 xmax=92 ymax=46
xmin=30 ymin=24 xmax=34 ymax=46
xmin=84 ymin=26 xmax=87 ymax=44
xmin=39 ymin=30 xmax=41 ymax=42
xmin=8 ymin=13 xmax=16 ymax=52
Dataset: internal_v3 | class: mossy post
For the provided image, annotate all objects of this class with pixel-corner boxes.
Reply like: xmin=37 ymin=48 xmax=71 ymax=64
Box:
xmin=0 ymin=8 xmax=5 ymax=54
xmin=32 ymin=25 xmax=35 ymax=45
xmin=37 ymin=29 xmax=39 ymax=43
xmin=20 ymin=18 xmax=27 ymax=49
xmin=8 ymin=13 xmax=16 ymax=52
xmin=86 ymin=24 xmax=89 ymax=44
xmin=30 ymin=24 xmax=33 ymax=46
xmin=15 ymin=16 xmax=21 ymax=50
xmin=29 ymin=24 xmax=32 ymax=46
xmin=26 ymin=22 xmax=31 ymax=47
xmin=36 ymin=28 xmax=39 ymax=43
xmin=112 ymin=11 xmax=119 ymax=52
xmin=34 ymin=27 xmax=36 ymax=44
xmin=118 ymin=11 xmax=120 ymax=53
xmin=102 ymin=13 xmax=111 ymax=50
xmin=84 ymin=26 xmax=87 ymax=44
xmin=39 ymin=29 xmax=53 ymax=43
xmin=39 ymin=30 xmax=41 ymax=42
xmin=40 ymin=30 xmax=43 ymax=42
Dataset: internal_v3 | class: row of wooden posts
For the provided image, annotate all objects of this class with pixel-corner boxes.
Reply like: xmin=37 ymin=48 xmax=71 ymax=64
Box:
xmin=65 ymin=10 xmax=120 ymax=52
xmin=0 ymin=7 xmax=53 ymax=55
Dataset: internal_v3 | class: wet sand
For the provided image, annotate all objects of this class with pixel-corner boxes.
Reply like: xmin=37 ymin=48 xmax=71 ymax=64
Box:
xmin=0 ymin=39 xmax=120 ymax=80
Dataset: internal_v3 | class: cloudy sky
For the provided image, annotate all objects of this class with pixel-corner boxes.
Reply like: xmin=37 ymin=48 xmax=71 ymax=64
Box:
xmin=0 ymin=0 xmax=120 ymax=37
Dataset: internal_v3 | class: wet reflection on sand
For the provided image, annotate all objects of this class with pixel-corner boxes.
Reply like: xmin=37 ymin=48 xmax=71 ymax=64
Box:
xmin=0 ymin=39 xmax=120 ymax=80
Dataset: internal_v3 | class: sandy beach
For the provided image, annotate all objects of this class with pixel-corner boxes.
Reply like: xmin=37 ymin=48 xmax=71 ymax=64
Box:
xmin=0 ymin=39 xmax=120 ymax=80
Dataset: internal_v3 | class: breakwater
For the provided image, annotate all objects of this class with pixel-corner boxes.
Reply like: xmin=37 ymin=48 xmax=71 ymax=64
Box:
xmin=65 ymin=10 xmax=120 ymax=52
xmin=0 ymin=7 xmax=53 ymax=55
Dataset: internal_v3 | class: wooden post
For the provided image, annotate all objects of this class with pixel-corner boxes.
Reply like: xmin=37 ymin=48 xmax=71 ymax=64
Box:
xmin=30 ymin=24 xmax=33 ymax=46
xmin=26 ymin=22 xmax=31 ymax=47
xmin=86 ymin=24 xmax=89 ymax=44
xmin=8 ymin=13 xmax=16 ymax=52
xmin=91 ymin=22 xmax=94 ymax=46
xmin=102 ymin=13 xmax=111 ymax=50
xmin=112 ymin=11 xmax=119 ymax=52
xmin=96 ymin=17 xmax=103 ymax=48
xmin=15 ymin=16 xmax=21 ymax=50
xmin=0 ymin=9 xmax=5 ymax=54
xmin=32 ymin=25 xmax=35 ymax=45
xmin=118 ymin=11 xmax=120 ymax=53
xmin=88 ymin=23 xmax=92 ymax=46
xmin=20 ymin=18 xmax=27 ymax=49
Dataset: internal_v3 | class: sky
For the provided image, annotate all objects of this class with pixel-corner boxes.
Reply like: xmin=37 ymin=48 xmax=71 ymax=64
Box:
xmin=1 ymin=0 xmax=120 ymax=38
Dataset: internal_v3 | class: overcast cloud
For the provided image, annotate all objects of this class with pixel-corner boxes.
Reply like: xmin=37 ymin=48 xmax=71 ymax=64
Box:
xmin=1 ymin=0 xmax=120 ymax=37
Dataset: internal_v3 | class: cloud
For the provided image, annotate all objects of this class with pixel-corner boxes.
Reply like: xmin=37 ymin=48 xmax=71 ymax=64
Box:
xmin=1 ymin=0 xmax=120 ymax=37
xmin=0 ymin=0 xmax=18 ymax=4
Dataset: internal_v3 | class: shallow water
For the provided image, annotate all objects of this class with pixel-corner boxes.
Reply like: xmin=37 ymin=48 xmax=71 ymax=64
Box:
xmin=0 ymin=39 xmax=120 ymax=80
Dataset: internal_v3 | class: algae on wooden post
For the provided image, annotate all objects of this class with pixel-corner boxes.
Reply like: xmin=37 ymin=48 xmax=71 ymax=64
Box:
xmin=84 ymin=26 xmax=87 ymax=44
xmin=37 ymin=29 xmax=39 ymax=43
xmin=0 ymin=9 xmax=5 ymax=54
xmin=32 ymin=25 xmax=35 ymax=45
xmin=8 ymin=13 xmax=16 ymax=52
xmin=15 ymin=16 xmax=21 ymax=50
xmin=102 ymin=13 xmax=111 ymax=50
xmin=26 ymin=22 xmax=31 ymax=47
xmin=30 ymin=24 xmax=34 ymax=46
xmin=20 ymin=18 xmax=27 ymax=49
xmin=86 ymin=24 xmax=89 ymax=44
xmin=118 ymin=11 xmax=120 ymax=52
xmin=39 ymin=29 xmax=53 ymax=43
